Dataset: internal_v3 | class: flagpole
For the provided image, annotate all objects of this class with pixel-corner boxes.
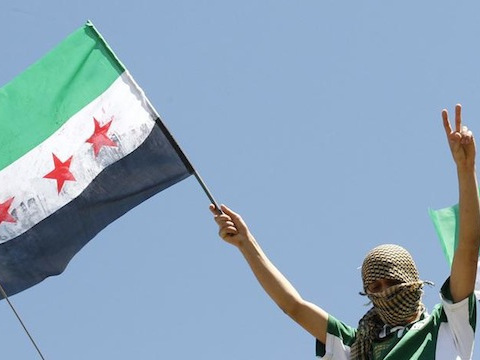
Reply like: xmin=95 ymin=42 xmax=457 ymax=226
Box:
xmin=0 ymin=282 xmax=46 ymax=360
xmin=192 ymin=170 xmax=222 ymax=213
xmin=152 ymin=118 xmax=222 ymax=214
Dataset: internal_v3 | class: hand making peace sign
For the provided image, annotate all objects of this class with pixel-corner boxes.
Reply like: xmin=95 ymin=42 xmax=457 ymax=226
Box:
xmin=442 ymin=104 xmax=476 ymax=170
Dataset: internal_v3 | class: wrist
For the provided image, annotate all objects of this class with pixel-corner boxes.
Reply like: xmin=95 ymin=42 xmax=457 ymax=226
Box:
xmin=456 ymin=163 xmax=476 ymax=175
xmin=238 ymin=233 xmax=257 ymax=251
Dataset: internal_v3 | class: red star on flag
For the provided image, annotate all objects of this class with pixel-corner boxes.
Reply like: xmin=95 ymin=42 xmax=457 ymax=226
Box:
xmin=0 ymin=197 xmax=16 ymax=225
xmin=44 ymin=154 xmax=76 ymax=193
xmin=86 ymin=117 xmax=117 ymax=156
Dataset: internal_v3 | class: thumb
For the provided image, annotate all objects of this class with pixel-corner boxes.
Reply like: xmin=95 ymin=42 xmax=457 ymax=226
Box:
xmin=221 ymin=204 xmax=249 ymax=233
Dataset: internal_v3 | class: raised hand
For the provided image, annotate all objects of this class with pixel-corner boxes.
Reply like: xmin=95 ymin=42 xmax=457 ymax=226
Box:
xmin=443 ymin=104 xmax=480 ymax=303
xmin=210 ymin=204 xmax=251 ymax=248
xmin=442 ymin=104 xmax=476 ymax=170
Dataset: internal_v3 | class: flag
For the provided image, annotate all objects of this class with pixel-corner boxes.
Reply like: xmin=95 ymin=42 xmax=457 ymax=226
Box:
xmin=0 ymin=21 xmax=194 ymax=298
xmin=429 ymin=205 xmax=480 ymax=299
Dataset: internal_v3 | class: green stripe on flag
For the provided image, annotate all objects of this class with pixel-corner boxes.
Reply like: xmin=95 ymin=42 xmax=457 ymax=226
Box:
xmin=0 ymin=21 xmax=124 ymax=171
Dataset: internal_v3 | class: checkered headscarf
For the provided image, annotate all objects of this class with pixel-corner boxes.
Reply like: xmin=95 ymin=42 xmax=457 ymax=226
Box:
xmin=350 ymin=244 xmax=427 ymax=360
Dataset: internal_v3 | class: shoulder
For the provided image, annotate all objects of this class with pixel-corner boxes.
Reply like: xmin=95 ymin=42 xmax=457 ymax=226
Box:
xmin=427 ymin=278 xmax=476 ymax=360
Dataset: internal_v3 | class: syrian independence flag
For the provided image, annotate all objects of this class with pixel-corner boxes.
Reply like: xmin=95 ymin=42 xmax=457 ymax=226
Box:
xmin=429 ymin=204 xmax=480 ymax=300
xmin=0 ymin=22 xmax=194 ymax=298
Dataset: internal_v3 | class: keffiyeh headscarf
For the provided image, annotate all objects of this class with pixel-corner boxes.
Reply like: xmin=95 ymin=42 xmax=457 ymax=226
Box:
xmin=350 ymin=244 xmax=429 ymax=360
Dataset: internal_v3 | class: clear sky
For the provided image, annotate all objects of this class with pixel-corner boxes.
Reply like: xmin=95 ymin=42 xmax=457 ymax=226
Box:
xmin=1 ymin=1 xmax=479 ymax=359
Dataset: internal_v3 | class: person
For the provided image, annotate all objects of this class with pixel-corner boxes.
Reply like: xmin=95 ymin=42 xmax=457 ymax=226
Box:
xmin=210 ymin=104 xmax=479 ymax=359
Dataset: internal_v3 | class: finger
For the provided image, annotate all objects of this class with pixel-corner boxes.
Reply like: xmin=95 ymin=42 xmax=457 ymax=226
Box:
xmin=219 ymin=222 xmax=238 ymax=232
xmin=209 ymin=204 xmax=222 ymax=215
xmin=461 ymin=130 xmax=474 ymax=144
xmin=460 ymin=126 xmax=469 ymax=144
xmin=216 ymin=218 xmax=236 ymax=228
xmin=219 ymin=226 xmax=239 ymax=238
xmin=220 ymin=205 xmax=243 ymax=223
xmin=214 ymin=215 xmax=234 ymax=227
xmin=455 ymin=104 xmax=462 ymax=133
xmin=442 ymin=109 xmax=453 ymax=136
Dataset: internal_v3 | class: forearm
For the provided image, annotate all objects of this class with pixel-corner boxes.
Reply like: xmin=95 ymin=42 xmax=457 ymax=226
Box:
xmin=451 ymin=166 xmax=480 ymax=301
xmin=457 ymin=167 xmax=480 ymax=247
xmin=238 ymin=234 xmax=303 ymax=315
xmin=212 ymin=204 xmax=328 ymax=342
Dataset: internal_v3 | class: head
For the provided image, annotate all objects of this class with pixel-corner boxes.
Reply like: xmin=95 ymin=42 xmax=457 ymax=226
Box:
xmin=362 ymin=244 xmax=420 ymax=292
xmin=350 ymin=244 xmax=428 ymax=359
xmin=361 ymin=244 xmax=424 ymax=325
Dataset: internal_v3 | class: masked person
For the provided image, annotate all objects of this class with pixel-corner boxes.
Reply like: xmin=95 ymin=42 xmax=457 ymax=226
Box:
xmin=211 ymin=104 xmax=479 ymax=359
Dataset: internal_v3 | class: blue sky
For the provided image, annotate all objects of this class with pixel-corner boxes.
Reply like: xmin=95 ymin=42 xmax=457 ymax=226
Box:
xmin=1 ymin=1 xmax=480 ymax=359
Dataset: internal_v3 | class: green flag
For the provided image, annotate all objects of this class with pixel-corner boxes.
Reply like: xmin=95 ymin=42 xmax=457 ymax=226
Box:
xmin=429 ymin=203 xmax=480 ymax=299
